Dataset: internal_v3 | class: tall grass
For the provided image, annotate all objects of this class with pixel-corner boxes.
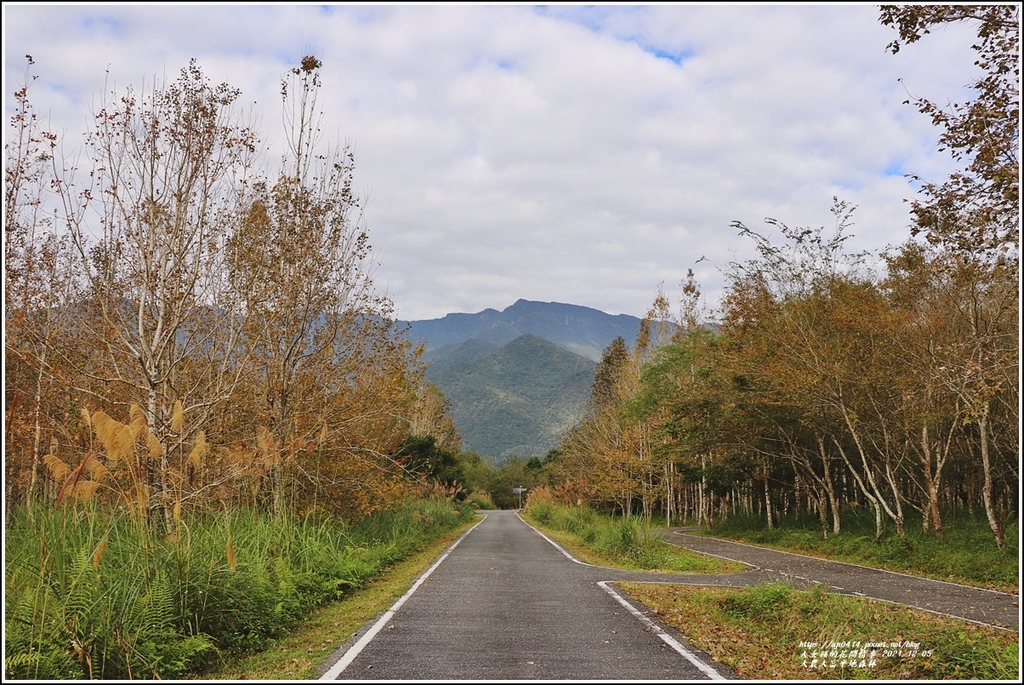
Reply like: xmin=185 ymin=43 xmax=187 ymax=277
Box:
xmin=4 ymin=498 xmax=474 ymax=680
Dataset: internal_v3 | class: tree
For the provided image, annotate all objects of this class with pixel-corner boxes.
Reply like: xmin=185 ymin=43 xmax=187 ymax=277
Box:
xmin=228 ymin=56 xmax=414 ymax=517
xmin=881 ymin=6 xmax=1020 ymax=546
xmin=4 ymin=55 xmax=80 ymax=519
xmin=406 ymin=371 xmax=462 ymax=454
xmin=880 ymin=4 xmax=1019 ymax=261
xmin=51 ymin=59 xmax=259 ymax=529
xmin=721 ymin=202 xmax=912 ymax=539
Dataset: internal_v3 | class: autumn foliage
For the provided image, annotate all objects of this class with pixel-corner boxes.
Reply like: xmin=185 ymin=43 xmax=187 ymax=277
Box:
xmin=549 ymin=8 xmax=1019 ymax=548
xmin=4 ymin=56 xmax=457 ymax=528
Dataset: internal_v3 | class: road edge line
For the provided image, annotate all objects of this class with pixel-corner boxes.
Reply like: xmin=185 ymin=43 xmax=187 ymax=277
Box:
xmin=598 ymin=580 xmax=727 ymax=680
xmin=517 ymin=512 xmax=601 ymax=567
xmin=318 ymin=515 xmax=487 ymax=680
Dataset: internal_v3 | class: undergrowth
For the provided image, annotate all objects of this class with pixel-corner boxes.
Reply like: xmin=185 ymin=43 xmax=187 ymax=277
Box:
xmin=4 ymin=498 xmax=474 ymax=680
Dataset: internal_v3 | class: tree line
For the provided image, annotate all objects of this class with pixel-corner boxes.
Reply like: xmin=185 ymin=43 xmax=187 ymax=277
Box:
xmin=546 ymin=5 xmax=1019 ymax=548
xmin=5 ymin=55 xmax=462 ymax=530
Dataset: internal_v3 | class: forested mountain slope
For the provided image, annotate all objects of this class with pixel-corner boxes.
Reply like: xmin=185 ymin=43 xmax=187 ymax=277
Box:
xmin=426 ymin=333 xmax=596 ymax=461
xmin=401 ymin=299 xmax=646 ymax=362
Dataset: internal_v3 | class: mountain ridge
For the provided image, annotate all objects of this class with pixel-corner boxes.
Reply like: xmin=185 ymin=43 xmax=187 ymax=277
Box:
xmin=399 ymin=300 xmax=647 ymax=461
xmin=401 ymin=298 xmax=645 ymax=363
xmin=427 ymin=333 xmax=596 ymax=460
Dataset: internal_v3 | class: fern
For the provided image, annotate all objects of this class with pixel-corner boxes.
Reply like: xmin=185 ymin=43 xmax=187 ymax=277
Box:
xmin=4 ymin=650 xmax=41 ymax=675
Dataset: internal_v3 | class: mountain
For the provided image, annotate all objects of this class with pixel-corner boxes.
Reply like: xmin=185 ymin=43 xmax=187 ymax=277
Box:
xmin=420 ymin=337 xmax=500 ymax=375
xmin=427 ymin=333 xmax=596 ymax=461
xmin=401 ymin=298 xmax=646 ymax=363
xmin=399 ymin=300 xmax=660 ymax=461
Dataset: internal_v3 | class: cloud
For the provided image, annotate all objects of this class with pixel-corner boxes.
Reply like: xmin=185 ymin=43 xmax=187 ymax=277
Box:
xmin=3 ymin=3 xmax=981 ymax=321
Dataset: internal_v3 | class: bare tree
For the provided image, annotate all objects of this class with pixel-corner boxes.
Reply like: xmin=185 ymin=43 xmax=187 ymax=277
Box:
xmin=56 ymin=59 xmax=259 ymax=529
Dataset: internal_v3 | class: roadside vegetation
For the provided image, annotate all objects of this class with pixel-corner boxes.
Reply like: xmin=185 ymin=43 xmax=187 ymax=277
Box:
xmin=706 ymin=511 xmax=1019 ymax=594
xmin=194 ymin=515 xmax=480 ymax=680
xmin=620 ymin=582 xmax=1019 ymax=681
xmin=4 ymin=499 xmax=475 ymax=680
xmin=522 ymin=491 xmax=744 ymax=574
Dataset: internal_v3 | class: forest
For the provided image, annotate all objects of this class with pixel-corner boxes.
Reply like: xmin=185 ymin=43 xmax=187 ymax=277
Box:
xmin=547 ymin=5 xmax=1019 ymax=550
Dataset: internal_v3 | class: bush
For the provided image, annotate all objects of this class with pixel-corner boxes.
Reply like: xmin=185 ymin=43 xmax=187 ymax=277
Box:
xmin=718 ymin=583 xmax=794 ymax=621
xmin=465 ymin=490 xmax=496 ymax=510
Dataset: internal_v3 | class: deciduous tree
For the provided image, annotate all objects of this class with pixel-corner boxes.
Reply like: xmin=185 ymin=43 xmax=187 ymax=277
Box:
xmin=56 ymin=59 xmax=259 ymax=529
xmin=880 ymin=4 xmax=1019 ymax=261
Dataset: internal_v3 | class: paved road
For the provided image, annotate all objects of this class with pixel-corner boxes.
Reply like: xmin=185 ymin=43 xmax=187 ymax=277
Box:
xmin=318 ymin=510 xmax=739 ymax=681
xmin=317 ymin=512 xmax=1018 ymax=681
xmin=658 ymin=528 xmax=1019 ymax=630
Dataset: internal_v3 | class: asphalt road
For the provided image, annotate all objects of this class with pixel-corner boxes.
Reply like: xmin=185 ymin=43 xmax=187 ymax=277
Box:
xmin=318 ymin=510 xmax=737 ymax=681
xmin=659 ymin=529 xmax=1019 ymax=629
xmin=317 ymin=511 xmax=1018 ymax=681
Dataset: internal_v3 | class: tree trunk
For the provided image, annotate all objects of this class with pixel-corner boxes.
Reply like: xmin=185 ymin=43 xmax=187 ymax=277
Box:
xmin=763 ymin=472 xmax=774 ymax=529
xmin=818 ymin=437 xmax=841 ymax=535
xmin=978 ymin=411 xmax=1005 ymax=548
xmin=836 ymin=440 xmax=884 ymax=540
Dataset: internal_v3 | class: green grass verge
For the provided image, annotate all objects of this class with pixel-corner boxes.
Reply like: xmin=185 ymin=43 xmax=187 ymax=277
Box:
xmin=620 ymin=582 xmax=1019 ymax=681
xmin=522 ymin=504 xmax=746 ymax=574
xmin=193 ymin=516 xmax=481 ymax=680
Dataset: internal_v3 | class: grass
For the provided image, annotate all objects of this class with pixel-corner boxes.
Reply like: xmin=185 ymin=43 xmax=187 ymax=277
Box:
xmin=522 ymin=498 xmax=746 ymax=574
xmin=703 ymin=511 xmax=1019 ymax=594
xmin=4 ymin=499 xmax=475 ymax=680
xmin=619 ymin=581 xmax=1019 ymax=681
xmin=193 ymin=516 xmax=481 ymax=680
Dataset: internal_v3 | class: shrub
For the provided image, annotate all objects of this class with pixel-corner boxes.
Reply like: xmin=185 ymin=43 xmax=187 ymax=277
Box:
xmin=465 ymin=490 xmax=496 ymax=510
xmin=719 ymin=583 xmax=794 ymax=621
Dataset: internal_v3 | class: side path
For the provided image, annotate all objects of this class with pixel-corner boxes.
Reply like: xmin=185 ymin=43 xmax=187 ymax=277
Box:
xmin=655 ymin=528 xmax=1019 ymax=631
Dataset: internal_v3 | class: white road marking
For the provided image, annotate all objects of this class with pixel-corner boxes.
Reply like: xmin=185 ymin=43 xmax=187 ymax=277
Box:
xmin=318 ymin=516 xmax=485 ymax=680
xmin=522 ymin=513 xmax=727 ymax=680
xmin=599 ymin=580 xmax=726 ymax=680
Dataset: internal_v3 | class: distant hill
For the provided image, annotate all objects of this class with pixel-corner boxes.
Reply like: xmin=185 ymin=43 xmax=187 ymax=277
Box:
xmin=399 ymin=300 xmax=664 ymax=461
xmin=401 ymin=299 xmax=646 ymax=363
xmin=426 ymin=333 xmax=596 ymax=461
xmin=420 ymin=338 xmax=499 ymax=375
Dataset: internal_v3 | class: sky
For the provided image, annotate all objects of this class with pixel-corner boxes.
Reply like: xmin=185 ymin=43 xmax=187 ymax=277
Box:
xmin=3 ymin=2 xmax=983 ymax=322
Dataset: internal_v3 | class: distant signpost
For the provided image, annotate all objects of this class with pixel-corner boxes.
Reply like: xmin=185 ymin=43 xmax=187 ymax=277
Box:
xmin=513 ymin=486 xmax=528 ymax=510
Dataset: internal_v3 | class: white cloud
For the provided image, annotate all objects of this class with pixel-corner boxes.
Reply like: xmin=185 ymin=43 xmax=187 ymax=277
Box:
xmin=4 ymin=2 xmax=982 ymax=321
